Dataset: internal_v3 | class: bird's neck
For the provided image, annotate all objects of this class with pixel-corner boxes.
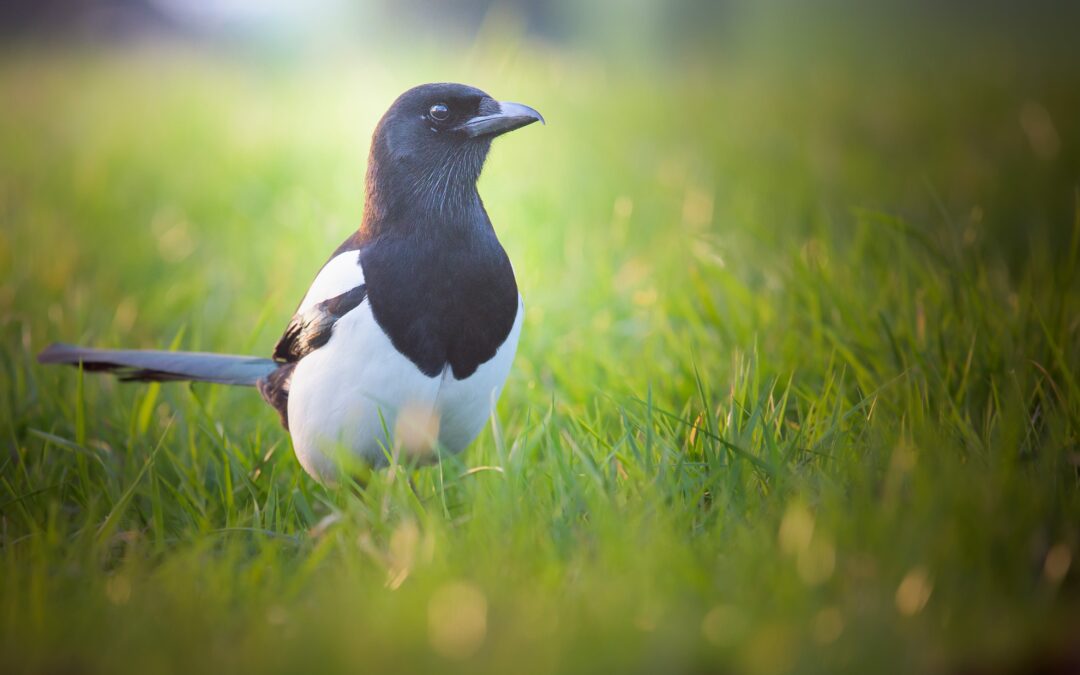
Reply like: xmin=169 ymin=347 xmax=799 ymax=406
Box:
xmin=359 ymin=144 xmax=490 ymax=239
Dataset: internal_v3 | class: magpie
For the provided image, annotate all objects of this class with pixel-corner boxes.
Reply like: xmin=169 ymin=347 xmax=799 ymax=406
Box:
xmin=38 ymin=83 xmax=544 ymax=482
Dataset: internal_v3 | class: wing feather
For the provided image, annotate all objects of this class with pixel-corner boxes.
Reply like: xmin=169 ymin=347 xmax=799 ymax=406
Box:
xmin=273 ymin=285 xmax=367 ymax=363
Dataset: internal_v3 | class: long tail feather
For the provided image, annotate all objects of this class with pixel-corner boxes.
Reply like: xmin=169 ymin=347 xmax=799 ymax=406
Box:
xmin=37 ymin=343 xmax=278 ymax=386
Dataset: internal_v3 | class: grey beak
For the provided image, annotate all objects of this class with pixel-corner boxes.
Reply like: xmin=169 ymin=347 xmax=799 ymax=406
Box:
xmin=457 ymin=100 xmax=545 ymax=138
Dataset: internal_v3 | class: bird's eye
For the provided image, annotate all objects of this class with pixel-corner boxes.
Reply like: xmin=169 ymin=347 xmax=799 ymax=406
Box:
xmin=429 ymin=103 xmax=450 ymax=121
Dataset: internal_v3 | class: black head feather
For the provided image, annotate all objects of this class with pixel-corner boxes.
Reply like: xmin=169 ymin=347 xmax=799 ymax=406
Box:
xmin=364 ymin=83 xmax=496 ymax=224
xmin=360 ymin=83 xmax=543 ymax=230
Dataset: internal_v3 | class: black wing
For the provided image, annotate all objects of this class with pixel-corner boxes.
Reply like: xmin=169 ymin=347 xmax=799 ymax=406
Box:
xmin=272 ymin=285 xmax=368 ymax=363
xmin=258 ymin=284 xmax=367 ymax=429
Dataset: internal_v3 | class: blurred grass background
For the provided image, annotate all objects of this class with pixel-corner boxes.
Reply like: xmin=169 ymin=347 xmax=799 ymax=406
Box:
xmin=2 ymin=2 xmax=1079 ymax=673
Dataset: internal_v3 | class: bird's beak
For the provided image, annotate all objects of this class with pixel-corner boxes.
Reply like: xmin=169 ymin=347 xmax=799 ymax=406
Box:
xmin=456 ymin=100 xmax=545 ymax=138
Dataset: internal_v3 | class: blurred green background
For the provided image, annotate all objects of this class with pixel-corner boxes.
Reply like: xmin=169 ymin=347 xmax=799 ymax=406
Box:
xmin=2 ymin=2 xmax=1079 ymax=673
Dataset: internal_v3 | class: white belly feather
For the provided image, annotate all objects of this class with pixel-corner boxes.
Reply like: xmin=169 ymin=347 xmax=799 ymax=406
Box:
xmin=436 ymin=298 xmax=523 ymax=451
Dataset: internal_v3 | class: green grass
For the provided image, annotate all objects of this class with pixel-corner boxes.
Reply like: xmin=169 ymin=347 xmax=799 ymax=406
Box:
xmin=2 ymin=31 xmax=1079 ymax=674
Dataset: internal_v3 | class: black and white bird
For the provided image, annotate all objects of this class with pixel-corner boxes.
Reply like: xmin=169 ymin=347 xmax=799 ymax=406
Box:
xmin=38 ymin=83 xmax=543 ymax=482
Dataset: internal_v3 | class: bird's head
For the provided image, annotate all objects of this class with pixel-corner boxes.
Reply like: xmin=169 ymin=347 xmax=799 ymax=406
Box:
xmin=364 ymin=83 xmax=544 ymax=221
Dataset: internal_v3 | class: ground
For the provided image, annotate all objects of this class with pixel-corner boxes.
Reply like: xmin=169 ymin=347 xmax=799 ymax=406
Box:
xmin=1 ymin=21 xmax=1079 ymax=675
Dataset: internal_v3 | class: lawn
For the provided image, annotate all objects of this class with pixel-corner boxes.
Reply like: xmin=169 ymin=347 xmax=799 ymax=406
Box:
xmin=2 ymin=14 xmax=1079 ymax=675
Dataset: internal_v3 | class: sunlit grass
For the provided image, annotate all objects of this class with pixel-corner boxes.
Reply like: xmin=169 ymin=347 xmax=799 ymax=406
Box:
xmin=1 ymin=35 xmax=1078 ymax=674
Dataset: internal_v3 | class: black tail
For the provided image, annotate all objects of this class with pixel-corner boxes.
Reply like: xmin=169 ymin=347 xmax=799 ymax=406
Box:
xmin=38 ymin=343 xmax=278 ymax=386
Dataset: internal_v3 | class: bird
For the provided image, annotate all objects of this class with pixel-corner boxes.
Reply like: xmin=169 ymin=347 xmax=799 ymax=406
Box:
xmin=38 ymin=82 xmax=544 ymax=483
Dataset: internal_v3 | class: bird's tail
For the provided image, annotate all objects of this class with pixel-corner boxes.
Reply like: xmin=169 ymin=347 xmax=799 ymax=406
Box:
xmin=37 ymin=343 xmax=278 ymax=386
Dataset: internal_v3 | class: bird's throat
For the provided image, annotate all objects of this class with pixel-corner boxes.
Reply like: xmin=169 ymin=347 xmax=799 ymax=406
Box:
xmin=361 ymin=145 xmax=490 ymax=238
